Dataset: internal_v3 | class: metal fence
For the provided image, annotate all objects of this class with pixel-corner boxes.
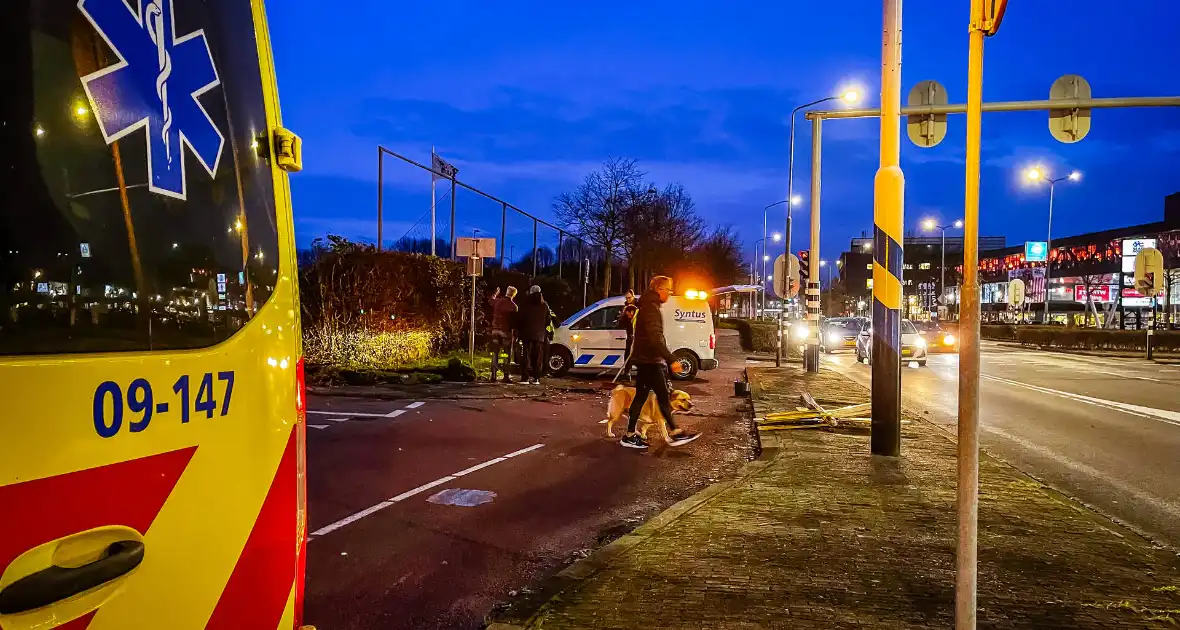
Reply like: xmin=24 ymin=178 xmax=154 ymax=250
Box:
xmin=375 ymin=146 xmax=602 ymax=293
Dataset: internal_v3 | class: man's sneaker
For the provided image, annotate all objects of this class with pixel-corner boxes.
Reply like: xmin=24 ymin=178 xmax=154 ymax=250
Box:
xmin=530 ymin=379 xmax=541 ymax=385
xmin=620 ymin=434 xmax=649 ymax=449
xmin=668 ymin=431 xmax=701 ymax=447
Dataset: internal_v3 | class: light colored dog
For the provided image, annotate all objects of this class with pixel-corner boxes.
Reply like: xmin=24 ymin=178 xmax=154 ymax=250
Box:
xmin=601 ymin=384 xmax=694 ymax=443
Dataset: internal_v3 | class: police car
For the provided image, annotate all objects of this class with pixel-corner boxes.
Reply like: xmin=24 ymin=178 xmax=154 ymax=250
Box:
xmin=548 ymin=292 xmax=718 ymax=380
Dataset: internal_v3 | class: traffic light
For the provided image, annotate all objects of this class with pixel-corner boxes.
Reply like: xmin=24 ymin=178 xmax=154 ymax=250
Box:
xmin=797 ymin=250 xmax=810 ymax=290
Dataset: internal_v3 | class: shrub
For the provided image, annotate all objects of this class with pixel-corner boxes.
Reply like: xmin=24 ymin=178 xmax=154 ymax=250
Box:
xmin=300 ymin=244 xmax=470 ymax=351
xmin=304 ymin=321 xmax=434 ymax=370
xmin=728 ymin=318 xmax=800 ymax=355
xmin=983 ymin=324 xmax=1180 ymax=352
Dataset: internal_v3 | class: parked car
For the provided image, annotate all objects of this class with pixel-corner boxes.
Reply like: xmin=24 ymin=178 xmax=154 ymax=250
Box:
xmin=855 ymin=319 xmax=928 ymax=366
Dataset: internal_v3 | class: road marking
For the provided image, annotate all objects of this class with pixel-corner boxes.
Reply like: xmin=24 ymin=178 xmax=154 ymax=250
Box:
xmin=308 ymin=424 xmax=329 ymax=430
xmin=452 ymin=457 xmax=506 ymax=477
xmin=982 ymin=374 xmax=1180 ymax=426
xmin=406 ymin=401 xmax=425 ymax=409
xmin=1091 ymin=369 xmax=1163 ymax=383
xmin=309 ymin=443 xmax=545 ymax=539
xmin=389 ymin=476 xmax=456 ymax=502
xmin=329 ymin=417 xmax=351 ymax=423
xmin=386 ymin=409 xmax=407 ymax=418
xmin=982 ymin=424 xmax=1180 ymax=522
xmin=307 ymin=410 xmax=394 ymax=418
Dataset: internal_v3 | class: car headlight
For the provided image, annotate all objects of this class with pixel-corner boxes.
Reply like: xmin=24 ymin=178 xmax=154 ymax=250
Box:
xmin=793 ymin=325 xmax=809 ymax=340
xmin=943 ymin=334 xmax=955 ymax=345
xmin=827 ymin=332 xmax=841 ymax=345
xmin=915 ymin=337 xmax=926 ymax=349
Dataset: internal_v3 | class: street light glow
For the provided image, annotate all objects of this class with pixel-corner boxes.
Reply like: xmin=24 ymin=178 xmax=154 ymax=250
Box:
xmin=1068 ymin=170 xmax=1082 ymax=182
xmin=953 ymin=219 xmax=964 ymax=228
xmin=763 ymin=255 xmax=770 ymax=261
xmin=771 ymin=232 xmax=782 ymax=242
xmin=790 ymin=195 xmax=803 ymax=206
xmin=922 ymin=218 xmax=935 ymax=231
xmin=1025 ymin=167 xmax=1044 ymax=181
xmin=841 ymin=90 xmax=860 ymax=103
xmin=34 ymin=125 xmax=45 ymax=138
xmin=820 ymin=260 xmax=828 ymax=267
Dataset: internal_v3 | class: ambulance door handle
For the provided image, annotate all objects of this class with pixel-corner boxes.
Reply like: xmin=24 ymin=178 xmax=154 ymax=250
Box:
xmin=0 ymin=540 xmax=144 ymax=614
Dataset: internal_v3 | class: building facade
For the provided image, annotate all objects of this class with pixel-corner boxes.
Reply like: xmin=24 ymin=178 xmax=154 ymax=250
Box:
xmin=836 ymin=192 xmax=1180 ymax=326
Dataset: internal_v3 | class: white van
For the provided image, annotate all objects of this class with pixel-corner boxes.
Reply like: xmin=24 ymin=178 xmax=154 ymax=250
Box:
xmin=548 ymin=294 xmax=718 ymax=380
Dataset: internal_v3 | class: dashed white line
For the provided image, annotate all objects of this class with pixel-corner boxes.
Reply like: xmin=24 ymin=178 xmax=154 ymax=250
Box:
xmin=329 ymin=417 xmax=351 ymax=423
xmin=406 ymin=401 xmax=425 ymax=409
xmin=385 ymin=409 xmax=407 ymax=418
xmin=308 ymin=443 xmax=545 ymax=540
xmin=307 ymin=410 xmax=394 ymax=418
xmin=308 ymin=424 xmax=329 ymax=430
xmin=983 ymin=374 xmax=1180 ymax=426
xmin=389 ymin=476 xmax=455 ymax=502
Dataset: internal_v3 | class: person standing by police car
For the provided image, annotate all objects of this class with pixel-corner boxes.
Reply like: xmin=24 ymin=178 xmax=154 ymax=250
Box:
xmin=517 ymin=285 xmax=553 ymax=385
xmin=489 ymin=286 xmax=519 ymax=383
xmin=622 ymin=276 xmax=700 ymax=449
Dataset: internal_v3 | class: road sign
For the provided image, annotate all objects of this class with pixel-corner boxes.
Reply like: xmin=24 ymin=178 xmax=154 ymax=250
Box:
xmin=1008 ymin=279 xmax=1025 ymax=306
xmin=906 ymin=80 xmax=948 ymax=148
xmin=1024 ymin=241 xmax=1048 ymax=262
xmin=1049 ymin=74 xmax=1092 ymax=143
xmin=456 ymin=237 xmax=496 ymax=258
xmin=773 ymin=254 xmax=800 ymax=298
xmin=1134 ymin=247 xmax=1165 ymax=295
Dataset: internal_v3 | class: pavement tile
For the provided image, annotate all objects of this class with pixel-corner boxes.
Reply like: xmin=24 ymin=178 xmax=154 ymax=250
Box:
xmin=492 ymin=365 xmax=1180 ymax=629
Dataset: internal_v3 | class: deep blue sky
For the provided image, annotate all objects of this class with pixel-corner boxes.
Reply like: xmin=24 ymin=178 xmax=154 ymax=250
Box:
xmin=270 ymin=1 xmax=1180 ymax=267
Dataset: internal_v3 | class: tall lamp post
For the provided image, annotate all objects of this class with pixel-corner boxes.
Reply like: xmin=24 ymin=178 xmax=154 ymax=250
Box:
xmin=922 ymin=218 xmax=964 ymax=319
xmin=1025 ymin=167 xmax=1081 ymax=323
xmin=762 ymin=199 xmax=798 ymax=317
xmin=781 ymin=89 xmax=858 ymax=367
xmin=754 ymin=231 xmax=783 ymax=318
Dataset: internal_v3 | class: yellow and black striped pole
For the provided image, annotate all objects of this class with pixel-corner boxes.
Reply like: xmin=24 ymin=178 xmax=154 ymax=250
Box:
xmin=804 ymin=117 xmax=823 ymax=372
xmin=871 ymin=0 xmax=905 ymax=457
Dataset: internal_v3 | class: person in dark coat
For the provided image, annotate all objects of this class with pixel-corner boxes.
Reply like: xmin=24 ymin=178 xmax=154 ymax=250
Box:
xmin=516 ymin=285 xmax=553 ymax=385
xmin=615 ymin=302 xmax=638 ymax=381
xmin=621 ymin=276 xmax=700 ymax=450
xmin=488 ymin=286 xmax=518 ymax=383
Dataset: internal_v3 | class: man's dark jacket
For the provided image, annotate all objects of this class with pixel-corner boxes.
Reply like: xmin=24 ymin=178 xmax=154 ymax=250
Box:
xmin=490 ymin=296 xmax=517 ymax=333
xmin=517 ymin=293 xmax=552 ymax=342
xmin=629 ymin=289 xmax=675 ymax=365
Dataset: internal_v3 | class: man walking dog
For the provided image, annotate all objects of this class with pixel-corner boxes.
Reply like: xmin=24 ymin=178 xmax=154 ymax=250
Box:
xmin=621 ymin=276 xmax=700 ymax=449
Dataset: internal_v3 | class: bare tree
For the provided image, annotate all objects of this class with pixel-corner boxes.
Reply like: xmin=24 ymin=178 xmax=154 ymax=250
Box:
xmin=552 ymin=157 xmax=644 ymax=298
xmin=1078 ymin=273 xmax=1103 ymax=327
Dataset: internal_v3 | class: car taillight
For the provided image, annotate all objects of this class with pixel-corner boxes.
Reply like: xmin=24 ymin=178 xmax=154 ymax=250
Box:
xmin=709 ymin=333 xmax=715 ymax=350
xmin=294 ymin=356 xmax=308 ymax=628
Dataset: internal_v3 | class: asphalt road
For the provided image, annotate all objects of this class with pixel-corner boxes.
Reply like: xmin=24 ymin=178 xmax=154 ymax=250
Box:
xmin=824 ymin=342 xmax=1180 ymax=544
xmin=302 ymin=331 xmax=755 ymax=629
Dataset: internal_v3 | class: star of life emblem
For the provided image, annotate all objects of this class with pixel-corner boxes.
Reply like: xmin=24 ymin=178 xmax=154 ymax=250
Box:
xmin=78 ymin=0 xmax=225 ymax=200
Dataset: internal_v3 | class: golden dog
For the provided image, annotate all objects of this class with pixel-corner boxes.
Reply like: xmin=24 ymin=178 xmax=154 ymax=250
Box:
xmin=601 ymin=385 xmax=694 ymax=444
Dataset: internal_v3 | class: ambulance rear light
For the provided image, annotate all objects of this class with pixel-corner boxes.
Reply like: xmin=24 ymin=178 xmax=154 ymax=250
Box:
xmin=684 ymin=289 xmax=707 ymax=300
xmin=709 ymin=333 xmax=716 ymax=350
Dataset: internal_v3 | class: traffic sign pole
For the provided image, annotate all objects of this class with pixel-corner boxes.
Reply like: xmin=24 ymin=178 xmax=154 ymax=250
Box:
xmin=958 ymin=0 xmax=991 ymax=626
xmin=871 ymin=0 xmax=905 ymax=458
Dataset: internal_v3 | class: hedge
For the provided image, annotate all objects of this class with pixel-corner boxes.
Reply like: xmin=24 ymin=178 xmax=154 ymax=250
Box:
xmin=725 ymin=318 xmax=801 ymax=355
xmin=300 ymin=245 xmax=578 ymax=370
xmin=981 ymin=324 xmax=1180 ymax=352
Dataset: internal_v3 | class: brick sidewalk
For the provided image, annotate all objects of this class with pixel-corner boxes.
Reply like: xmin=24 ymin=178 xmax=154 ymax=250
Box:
xmin=488 ymin=366 xmax=1180 ymax=629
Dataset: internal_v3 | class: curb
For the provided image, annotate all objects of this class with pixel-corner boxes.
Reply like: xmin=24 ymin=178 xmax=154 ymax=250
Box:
xmin=485 ymin=427 xmax=783 ymax=629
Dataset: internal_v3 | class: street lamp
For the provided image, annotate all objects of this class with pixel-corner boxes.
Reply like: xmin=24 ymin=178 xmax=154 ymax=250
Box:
xmin=754 ymin=231 xmax=783 ymax=318
xmin=1024 ymin=166 xmax=1082 ymax=323
xmin=922 ymin=218 xmax=964 ymax=319
xmin=779 ymin=88 xmax=859 ymax=365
